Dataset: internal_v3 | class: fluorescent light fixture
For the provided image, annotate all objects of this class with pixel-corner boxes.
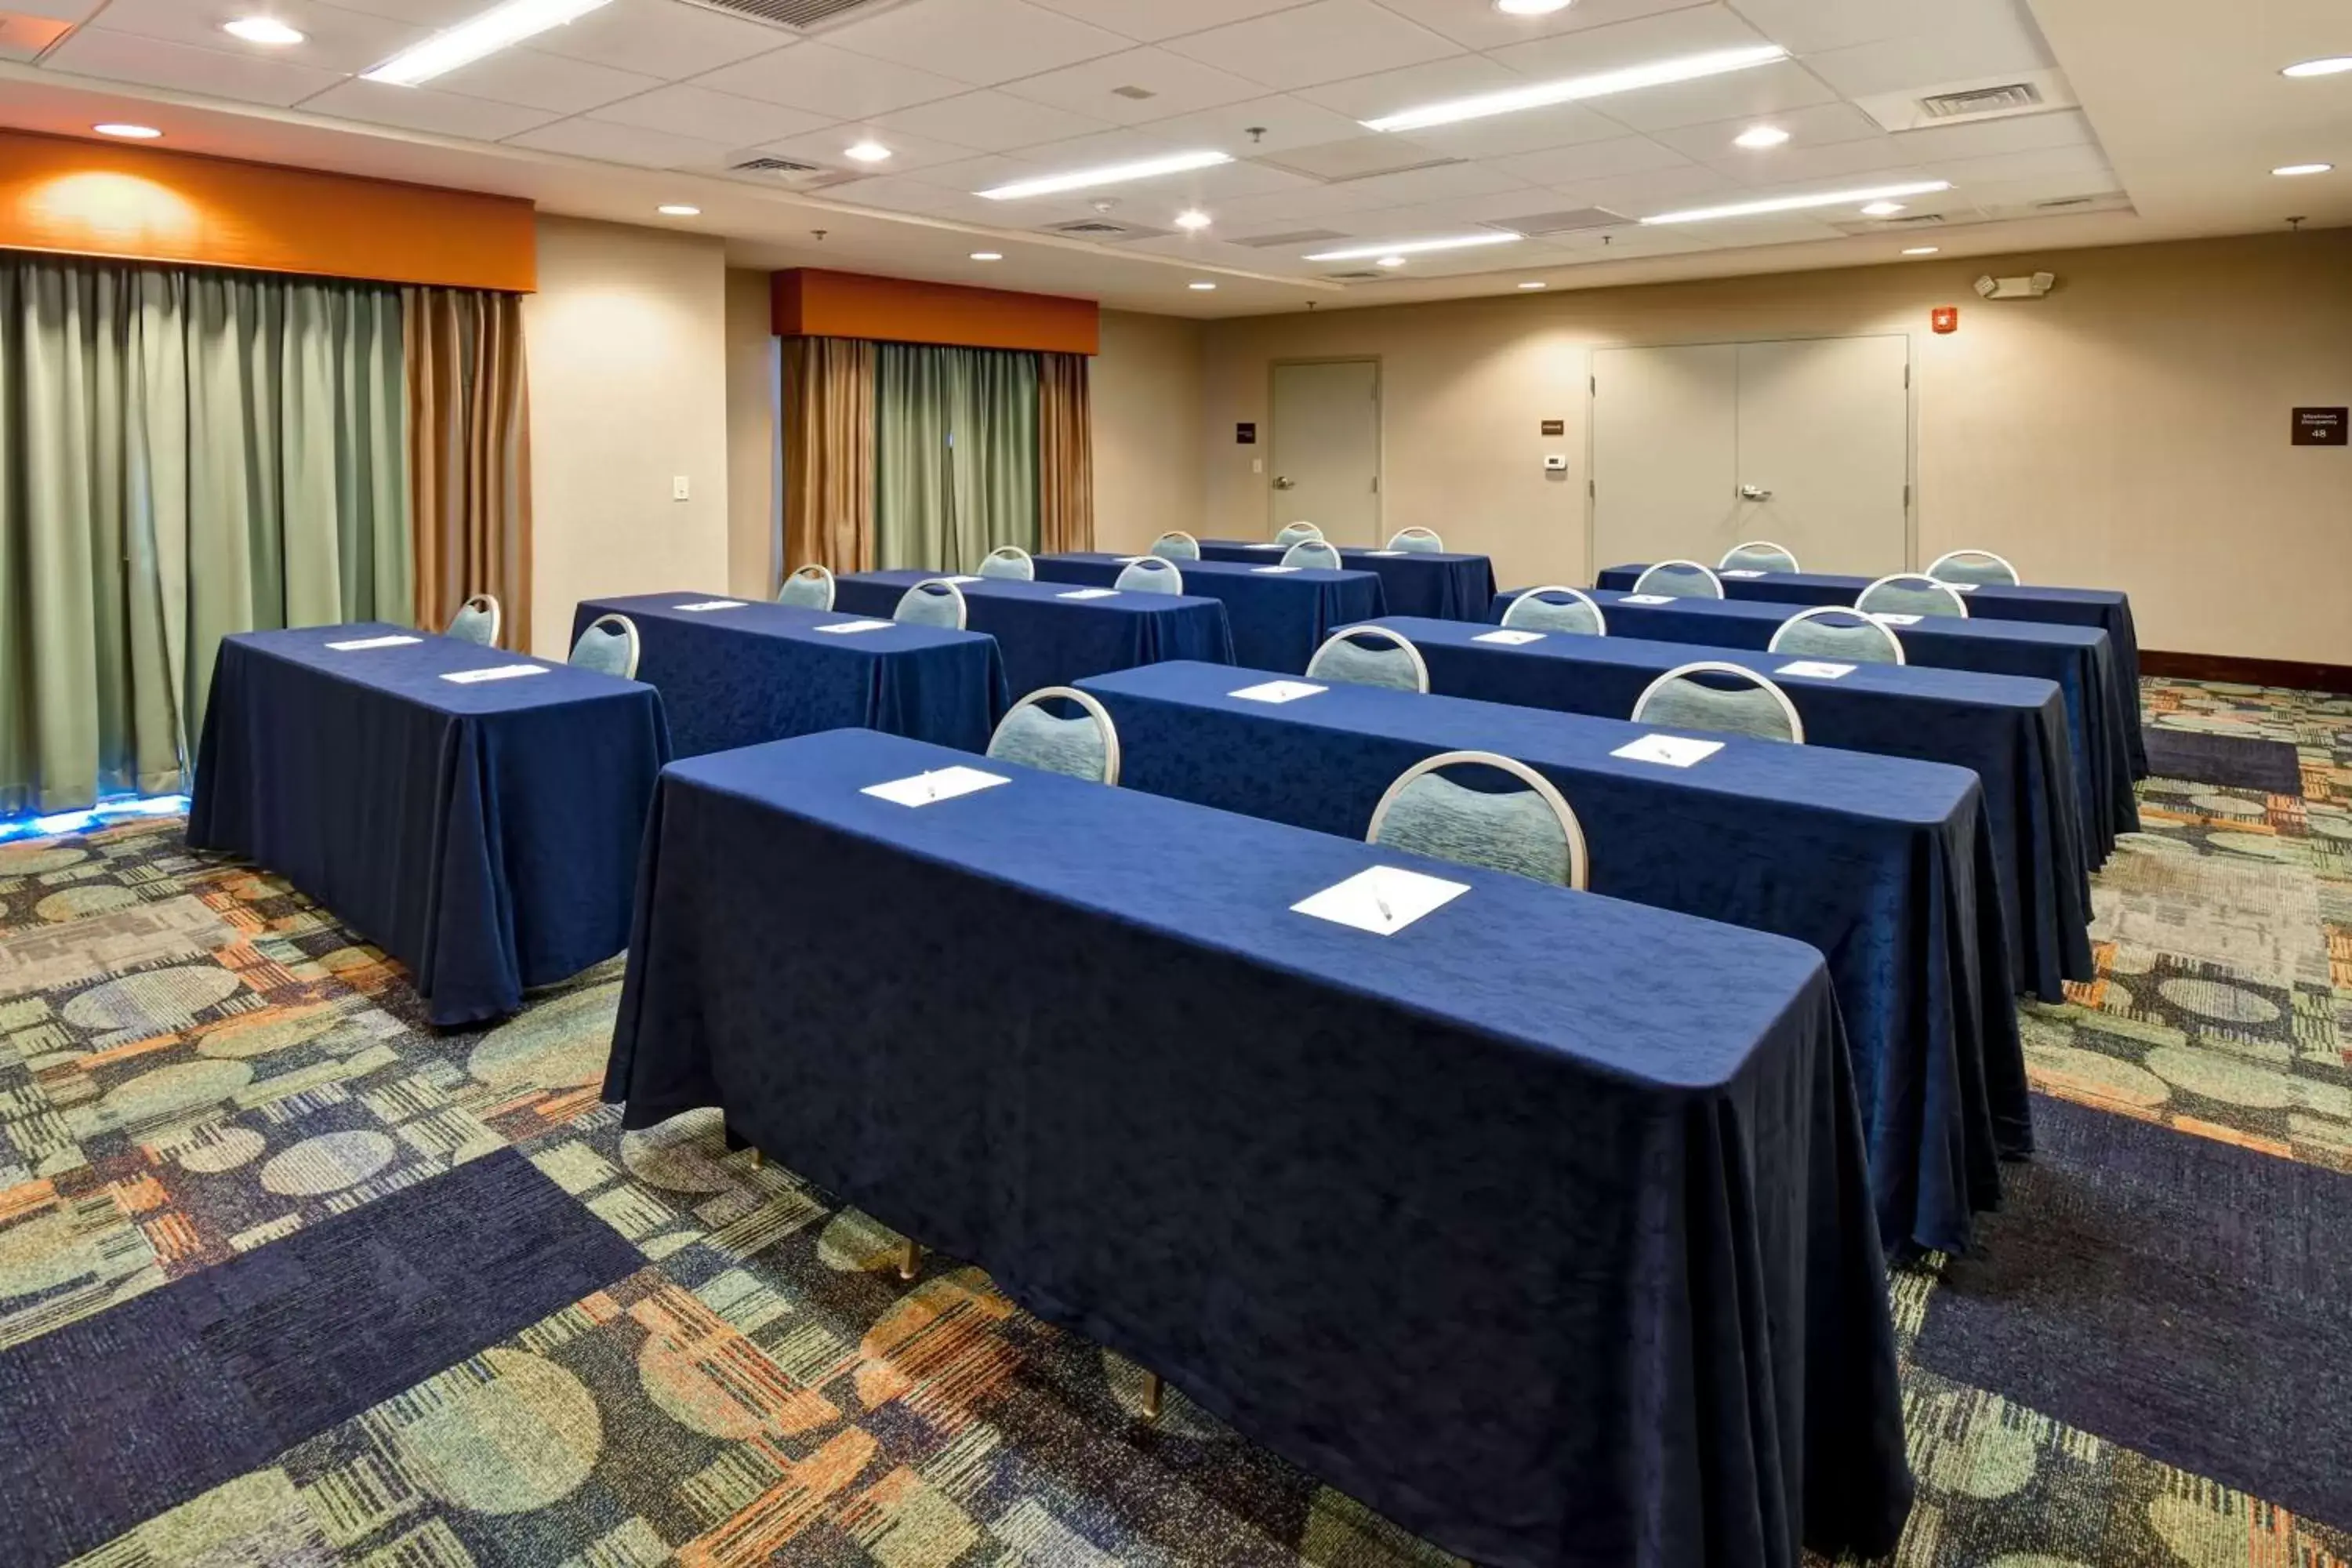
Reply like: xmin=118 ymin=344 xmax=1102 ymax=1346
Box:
xmin=365 ymin=0 xmax=615 ymax=86
xmin=657 ymin=204 xmax=699 ymax=216
xmin=224 ymin=16 xmax=306 ymax=45
xmin=970 ymin=251 xmax=1003 ymax=261
xmin=1174 ymin=209 xmax=1212 ymax=230
xmin=1496 ymin=0 xmax=1572 ymax=13
xmin=1303 ymin=231 xmax=1523 ymax=261
xmin=1377 ymin=256 xmax=1408 ymax=268
xmin=844 ymin=140 xmax=891 ymax=163
xmin=1517 ymin=281 xmax=1548 ymax=289
xmin=1189 ymin=281 xmax=1218 ymax=290
xmin=2281 ymin=56 xmax=2352 ymax=77
xmin=1363 ymin=44 xmax=1787 ymax=132
xmin=2272 ymin=162 xmax=2333 ymax=176
xmin=1860 ymin=200 xmax=1905 ymax=216
xmin=1733 ymin=125 xmax=1790 ymax=149
xmin=1641 ymin=180 xmax=1951 ymax=223
xmin=1902 ymin=245 xmax=1940 ymax=256
xmin=93 ymin=123 xmax=162 ymax=138
xmin=977 ymin=150 xmax=1230 ymax=201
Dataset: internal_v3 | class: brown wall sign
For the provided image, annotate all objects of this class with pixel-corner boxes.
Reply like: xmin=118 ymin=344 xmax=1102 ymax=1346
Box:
xmin=2292 ymin=407 xmax=2347 ymax=446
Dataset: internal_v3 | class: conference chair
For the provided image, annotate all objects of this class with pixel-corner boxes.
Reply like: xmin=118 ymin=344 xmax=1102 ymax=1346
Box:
xmin=1719 ymin=540 xmax=1800 ymax=575
xmin=1767 ymin=605 xmax=1907 ymax=665
xmin=1629 ymin=559 xmax=1725 ymax=599
xmin=1386 ymin=526 xmax=1444 ymax=554
xmin=1151 ymin=530 xmax=1201 ymax=561
xmin=1927 ymin=549 xmax=2022 ymax=587
xmin=979 ymin=545 xmax=1035 ymax=582
xmin=779 ymin=564 xmax=836 ymax=611
xmin=1500 ymin=586 xmax=1608 ymax=636
xmin=1632 ymin=661 xmax=1806 ymax=743
xmin=1116 ymin=557 xmax=1184 ymax=594
xmin=986 ymin=687 xmax=1122 ymax=786
xmin=1281 ymin=539 xmax=1343 ymax=571
xmin=1307 ymin=626 xmax=1430 ymax=694
xmin=446 ymin=593 xmax=501 ymax=648
xmin=1275 ymin=521 xmax=1324 ymax=547
xmin=895 ymin=579 xmax=968 ymax=630
xmin=1857 ymin=573 xmax=1970 ymax=619
xmin=1367 ymin=751 xmax=1589 ymax=889
xmin=568 ymin=613 xmax=641 ymax=679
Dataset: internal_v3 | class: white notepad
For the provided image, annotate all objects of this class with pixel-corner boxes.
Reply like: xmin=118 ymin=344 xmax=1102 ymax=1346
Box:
xmin=441 ymin=663 xmax=550 ymax=684
xmin=1246 ymin=543 xmax=1286 ymax=550
xmin=942 ymin=575 xmax=983 ymax=584
xmin=1944 ymin=582 xmax=1979 ymax=593
xmin=673 ymin=600 xmax=746 ymax=612
xmin=1057 ymin=588 xmax=1120 ymax=600
xmin=1720 ymin=569 xmax=1766 ymax=578
xmin=1229 ymin=680 xmax=1326 ymax=704
xmin=1365 ymin=549 xmax=1407 ymax=557
xmin=814 ymin=619 xmax=893 ymax=635
xmin=1871 ymin=612 xmax=1923 ymax=626
xmin=1619 ymin=593 xmax=1677 ymax=605
xmin=861 ymin=766 xmax=1009 ymax=808
xmin=1293 ymin=866 xmax=1468 ymax=935
xmin=327 ymin=634 xmax=419 ymax=652
xmin=1474 ymin=629 xmax=1546 ymax=645
xmin=1251 ymin=565 xmax=1301 ymax=575
xmin=1775 ymin=659 xmax=1855 ymax=679
xmin=1610 ymin=733 xmax=1723 ymax=768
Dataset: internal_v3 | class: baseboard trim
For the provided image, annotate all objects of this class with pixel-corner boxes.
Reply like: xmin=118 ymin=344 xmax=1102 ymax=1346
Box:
xmin=2142 ymin=649 xmax=2352 ymax=695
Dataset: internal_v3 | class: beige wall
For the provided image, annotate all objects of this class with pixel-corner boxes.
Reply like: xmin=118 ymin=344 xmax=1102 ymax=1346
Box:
xmin=1185 ymin=230 xmax=2352 ymax=664
xmin=724 ymin=267 xmax=779 ymax=601
xmin=1092 ymin=310 xmax=1207 ymax=556
xmin=523 ymin=215 xmax=730 ymax=658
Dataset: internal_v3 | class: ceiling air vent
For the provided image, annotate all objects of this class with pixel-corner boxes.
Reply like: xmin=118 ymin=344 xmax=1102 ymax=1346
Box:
xmin=1111 ymin=85 xmax=1156 ymax=100
xmin=1857 ymin=69 xmax=2076 ymax=133
xmin=1496 ymin=207 xmax=1626 ymax=238
xmin=1233 ymin=228 xmax=1350 ymax=248
xmin=1918 ymin=82 xmax=2042 ymax=118
xmin=677 ymin=0 xmax=892 ymax=30
xmin=1324 ymin=270 xmax=1387 ymax=281
xmin=2034 ymin=195 xmax=2094 ymax=209
xmin=725 ymin=154 xmax=855 ymax=190
xmin=1042 ymin=219 xmax=1170 ymax=241
xmin=733 ymin=156 xmax=823 ymax=174
xmin=1884 ymin=212 xmax=1948 ymax=225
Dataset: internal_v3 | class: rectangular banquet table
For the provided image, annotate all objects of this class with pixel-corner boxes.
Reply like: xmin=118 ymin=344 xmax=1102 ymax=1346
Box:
xmin=572 ymin=593 xmax=1008 ymax=757
xmin=1356 ymin=615 xmax=2093 ymax=998
xmin=188 ymin=624 xmax=671 ymax=1025
xmin=1597 ymin=564 xmax=2147 ymax=774
xmin=1499 ymin=586 xmax=2138 ymax=859
xmin=1080 ymin=660 xmax=2023 ymax=1254
xmin=831 ymin=570 xmax=1232 ymax=699
xmin=1033 ymin=552 xmax=1384 ymax=674
xmin=1196 ymin=538 xmax=1496 ymax=620
xmin=605 ymin=727 xmax=1912 ymax=1568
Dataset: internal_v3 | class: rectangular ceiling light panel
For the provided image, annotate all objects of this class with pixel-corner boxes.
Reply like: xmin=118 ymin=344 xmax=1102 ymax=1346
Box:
xmin=1362 ymin=45 xmax=1788 ymax=133
xmin=365 ymin=0 xmax=617 ymax=85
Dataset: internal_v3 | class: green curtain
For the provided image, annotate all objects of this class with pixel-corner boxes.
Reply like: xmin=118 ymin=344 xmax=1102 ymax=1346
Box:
xmin=873 ymin=343 xmax=1039 ymax=572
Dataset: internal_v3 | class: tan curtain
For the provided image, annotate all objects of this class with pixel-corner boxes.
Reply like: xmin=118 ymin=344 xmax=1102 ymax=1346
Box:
xmin=783 ymin=336 xmax=877 ymax=575
xmin=1036 ymin=350 xmax=1094 ymax=555
xmin=406 ymin=286 xmax=531 ymax=649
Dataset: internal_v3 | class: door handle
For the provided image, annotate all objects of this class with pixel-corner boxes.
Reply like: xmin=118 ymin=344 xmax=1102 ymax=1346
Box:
xmin=1272 ymin=475 xmax=1296 ymax=490
xmin=1738 ymin=484 xmax=1773 ymax=501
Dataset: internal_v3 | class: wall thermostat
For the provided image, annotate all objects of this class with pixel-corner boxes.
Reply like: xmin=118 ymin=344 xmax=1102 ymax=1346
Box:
xmin=1542 ymin=455 xmax=1569 ymax=471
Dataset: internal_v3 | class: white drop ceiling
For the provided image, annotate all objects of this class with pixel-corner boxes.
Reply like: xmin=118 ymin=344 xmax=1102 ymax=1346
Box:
xmin=1 ymin=0 xmax=2347 ymax=316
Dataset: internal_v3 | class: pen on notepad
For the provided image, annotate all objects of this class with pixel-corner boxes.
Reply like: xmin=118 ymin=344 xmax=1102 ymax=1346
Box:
xmin=1374 ymin=888 xmax=1394 ymax=924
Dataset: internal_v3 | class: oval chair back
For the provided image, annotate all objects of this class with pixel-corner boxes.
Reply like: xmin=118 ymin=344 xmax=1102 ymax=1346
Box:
xmin=1386 ymin=526 xmax=1443 ymax=554
xmin=1630 ymin=559 xmax=1724 ymax=599
xmin=446 ymin=593 xmax=501 ymax=648
xmin=1307 ymin=626 xmax=1430 ymax=694
xmin=1501 ymin=586 xmax=1607 ymax=636
xmin=1857 ymin=573 xmax=1969 ymax=619
xmin=1767 ymin=605 xmax=1906 ymax=665
xmin=1719 ymin=540 xmax=1799 ymax=575
xmin=978 ymin=545 xmax=1034 ymax=581
xmin=1116 ymin=557 xmax=1183 ymax=594
xmin=1367 ymin=750 xmax=1589 ymax=889
xmin=1926 ymin=548 xmax=2020 ymax=587
xmin=569 ymin=613 xmax=641 ymax=679
xmin=1281 ymin=539 xmax=1343 ymax=571
xmin=1633 ymin=661 xmax=1805 ymax=744
xmin=779 ymin=564 xmax=836 ymax=611
xmin=895 ymin=579 xmax=968 ymax=630
xmin=987 ymin=687 xmax=1121 ymax=786
xmin=1151 ymin=530 xmax=1201 ymax=562
xmin=1274 ymin=521 xmax=1323 ymax=547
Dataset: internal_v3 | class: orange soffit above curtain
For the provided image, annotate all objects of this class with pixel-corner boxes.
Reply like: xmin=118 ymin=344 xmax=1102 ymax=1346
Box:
xmin=773 ymin=267 xmax=1098 ymax=355
xmin=0 ymin=130 xmax=536 ymax=292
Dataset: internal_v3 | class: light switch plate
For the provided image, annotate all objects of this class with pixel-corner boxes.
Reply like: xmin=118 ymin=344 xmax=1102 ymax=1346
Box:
xmin=671 ymin=475 xmax=690 ymax=501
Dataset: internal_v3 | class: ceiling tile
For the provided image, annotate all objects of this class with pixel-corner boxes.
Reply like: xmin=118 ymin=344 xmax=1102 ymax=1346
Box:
xmin=433 ymin=47 xmax=663 ymax=114
xmin=1290 ymin=54 xmax=1528 ymax=121
xmin=1497 ymin=133 xmax=1692 ymax=187
xmin=1177 ymin=180 xmax=1403 ymax=225
xmin=1377 ymin=0 xmax=1714 ymax=51
xmin=1400 ymin=102 xmax=1631 ymax=161
xmin=43 ymin=27 xmax=347 ymax=105
xmin=586 ymin=84 xmax=833 ymax=144
xmin=1163 ymin=0 xmax=1463 ymax=92
xmin=1585 ymin=60 xmax=1840 ymax=133
xmin=1555 ymin=162 xmax=1740 ymax=213
xmin=1704 ymin=133 xmax=1909 ymax=185
xmin=1486 ymin=4 xmax=1772 ymax=79
xmin=1547 ymin=223 xmax=1721 ymax=257
xmin=529 ymin=0 xmax=797 ymax=82
xmin=753 ymin=123 xmax=978 ymax=176
xmin=1018 ymin=0 xmax=1318 ymax=45
xmin=301 ymin=0 xmax=480 ymax=21
xmin=303 ymin=78 xmax=561 ymax=139
xmin=1312 ymin=158 xmax=1534 ymax=209
xmin=1802 ymin=16 xmax=2053 ymax=100
xmin=504 ymin=114 xmax=739 ymax=169
xmin=1922 ymin=141 xmax=2113 ymax=185
xmin=1645 ymin=100 xmax=1883 ymax=160
xmin=70 ymin=0 xmax=424 ymax=75
xmin=871 ymin=90 xmax=1114 ymax=151
xmin=824 ymin=0 xmax=1130 ymax=89
xmin=1888 ymin=107 xmax=2096 ymax=164
xmin=1950 ymin=169 xmax=2122 ymax=212
xmin=1724 ymin=0 xmax=1963 ymax=55
xmin=1125 ymin=93 xmax=1366 ymax=155
xmin=1669 ymin=212 xmax=1847 ymax=245
xmin=999 ymin=47 xmax=1265 ymax=123
xmin=6 ymin=0 xmax=103 ymax=19
xmin=693 ymin=41 xmax=966 ymax=119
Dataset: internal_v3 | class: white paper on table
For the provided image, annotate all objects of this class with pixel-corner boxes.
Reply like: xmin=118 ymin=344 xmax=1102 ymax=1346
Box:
xmin=1365 ymin=549 xmax=1407 ymax=557
xmin=1474 ymin=629 xmax=1546 ymax=645
xmin=939 ymin=575 xmax=982 ymax=583
xmin=1871 ymin=612 xmax=1923 ymax=626
xmin=861 ymin=766 xmax=1010 ymax=808
xmin=1720 ymin=569 xmax=1766 ymax=578
xmin=1610 ymin=733 xmax=1724 ymax=768
xmin=672 ymin=599 xmax=747 ymax=612
xmin=1251 ymin=565 xmax=1301 ymax=575
xmin=1292 ymin=865 xmax=1469 ymax=935
xmin=1229 ymin=680 xmax=1326 ymax=704
xmin=326 ymin=634 xmax=419 ymax=651
xmin=814 ymin=619 xmax=893 ymax=635
xmin=1619 ymin=593 xmax=1678 ymax=605
xmin=1944 ymin=582 xmax=1979 ymax=593
xmin=1056 ymin=588 xmax=1120 ymax=600
xmin=441 ymin=663 xmax=550 ymax=684
xmin=1775 ymin=659 xmax=1855 ymax=680
xmin=1245 ymin=543 xmax=1286 ymax=550
xmin=1113 ymin=556 xmax=1148 ymax=564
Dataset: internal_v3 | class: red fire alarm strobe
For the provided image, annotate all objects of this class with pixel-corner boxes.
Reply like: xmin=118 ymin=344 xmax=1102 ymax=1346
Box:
xmin=1931 ymin=306 xmax=1959 ymax=334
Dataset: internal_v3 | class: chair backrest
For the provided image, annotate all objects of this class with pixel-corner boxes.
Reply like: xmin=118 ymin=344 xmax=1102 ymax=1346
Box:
xmin=986 ymin=687 xmax=1121 ymax=786
xmin=1719 ymin=540 xmax=1799 ymax=575
xmin=978 ymin=544 xmax=1034 ymax=581
xmin=1281 ymin=539 xmax=1343 ymax=571
xmin=1767 ymin=605 xmax=1906 ymax=665
xmin=1386 ymin=526 xmax=1443 ymax=554
xmin=1151 ymin=530 xmax=1201 ymax=562
xmin=1368 ymin=751 xmax=1589 ymax=889
xmin=1275 ymin=521 xmax=1323 ymax=547
xmin=1632 ymin=661 xmax=1805 ymax=743
xmin=446 ymin=593 xmax=500 ymax=648
xmin=1116 ymin=557 xmax=1184 ymax=594
xmin=568 ymin=612 xmax=640 ymax=679
xmin=1926 ymin=549 xmax=2020 ymax=587
xmin=895 ymin=578 xmax=968 ymax=630
xmin=779 ymin=564 xmax=835 ymax=611
xmin=1500 ymin=586 xmax=1607 ymax=636
xmin=1306 ymin=626 xmax=1430 ymax=694
xmin=1857 ymin=573 xmax=1969 ymax=619
xmin=1630 ymin=559 xmax=1724 ymax=599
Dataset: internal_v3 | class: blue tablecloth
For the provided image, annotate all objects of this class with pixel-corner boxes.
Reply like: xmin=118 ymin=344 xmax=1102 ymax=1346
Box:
xmin=1502 ymin=587 xmax=2138 ymax=860
xmin=1033 ymin=552 xmax=1384 ymax=674
xmin=1080 ymin=661 xmax=2023 ymax=1254
xmin=1359 ymin=615 xmax=2093 ymax=999
xmin=1196 ymin=539 xmax=1496 ymax=620
xmin=1598 ymin=564 xmax=2147 ymax=774
xmin=572 ymin=593 xmax=1007 ymax=758
xmin=607 ymin=728 xmax=1911 ymax=1568
xmin=188 ymin=625 xmax=670 ymax=1025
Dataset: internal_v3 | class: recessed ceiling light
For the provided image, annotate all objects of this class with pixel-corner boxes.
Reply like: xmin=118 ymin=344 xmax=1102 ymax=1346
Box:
xmin=977 ymin=150 xmax=1231 ymax=201
xmin=2272 ymin=162 xmax=2333 ymax=176
xmin=1189 ymin=281 xmax=1218 ymax=290
xmin=844 ymin=140 xmax=891 ymax=163
xmin=657 ymin=204 xmax=699 ymax=216
xmin=1376 ymin=256 xmax=1408 ymax=268
xmin=223 ymin=16 xmax=306 ymax=45
xmin=1860 ymin=200 xmax=1905 ymax=216
xmin=1363 ymin=44 xmax=1787 ymax=132
xmin=2281 ymin=56 xmax=2352 ymax=77
xmin=1517 ymin=281 xmax=1548 ymax=289
xmin=1304 ymin=232 xmax=1523 ymax=261
xmin=1174 ymin=209 xmax=1212 ymax=230
xmin=1495 ymin=0 xmax=1572 ymax=13
xmin=970 ymin=251 xmax=1003 ymax=261
xmin=365 ymin=0 xmax=615 ymax=86
xmin=1902 ymin=245 xmax=1940 ymax=256
xmin=1732 ymin=125 xmax=1790 ymax=149
xmin=93 ymin=123 xmax=162 ymax=139
xmin=1641 ymin=180 xmax=1951 ymax=223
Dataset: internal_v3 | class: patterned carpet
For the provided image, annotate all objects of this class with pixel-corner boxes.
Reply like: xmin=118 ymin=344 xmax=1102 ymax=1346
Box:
xmin=1 ymin=675 xmax=2348 ymax=1568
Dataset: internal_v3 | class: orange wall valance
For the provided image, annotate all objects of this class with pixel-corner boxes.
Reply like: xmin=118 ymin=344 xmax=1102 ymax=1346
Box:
xmin=0 ymin=130 xmax=536 ymax=292
xmin=773 ymin=267 xmax=1098 ymax=355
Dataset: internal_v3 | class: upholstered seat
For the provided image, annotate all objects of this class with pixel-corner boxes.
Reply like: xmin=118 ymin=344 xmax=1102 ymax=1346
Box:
xmin=895 ymin=579 xmax=968 ymax=629
xmin=1386 ymin=526 xmax=1443 ymax=554
xmin=1857 ymin=574 xmax=1969 ymax=619
xmin=1632 ymin=661 xmax=1805 ymax=742
xmin=1501 ymin=586 xmax=1607 ymax=636
xmin=1306 ymin=626 xmax=1429 ymax=693
xmin=1719 ymin=540 xmax=1799 ymax=574
xmin=987 ymin=687 xmax=1121 ymax=785
xmin=978 ymin=545 xmax=1034 ymax=581
xmin=1150 ymin=530 xmax=1201 ymax=561
xmin=1367 ymin=751 xmax=1588 ymax=888
xmin=1927 ymin=549 xmax=2020 ymax=587
xmin=445 ymin=593 xmax=500 ymax=648
xmin=1767 ymin=605 xmax=1905 ymax=664
xmin=1281 ymin=539 xmax=1342 ymax=571
xmin=1116 ymin=557 xmax=1183 ymax=593
xmin=1274 ymin=521 xmax=1323 ymax=547
xmin=568 ymin=613 xmax=640 ymax=679
xmin=779 ymin=564 xmax=835 ymax=610
xmin=1630 ymin=559 xmax=1724 ymax=599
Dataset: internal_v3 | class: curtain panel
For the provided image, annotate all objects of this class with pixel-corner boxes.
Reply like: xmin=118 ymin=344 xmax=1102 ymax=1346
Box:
xmin=873 ymin=343 xmax=1039 ymax=573
xmin=782 ymin=336 xmax=877 ymax=576
xmin=1036 ymin=351 xmax=1094 ymax=556
xmin=408 ymin=286 xmax=532 ymax=649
